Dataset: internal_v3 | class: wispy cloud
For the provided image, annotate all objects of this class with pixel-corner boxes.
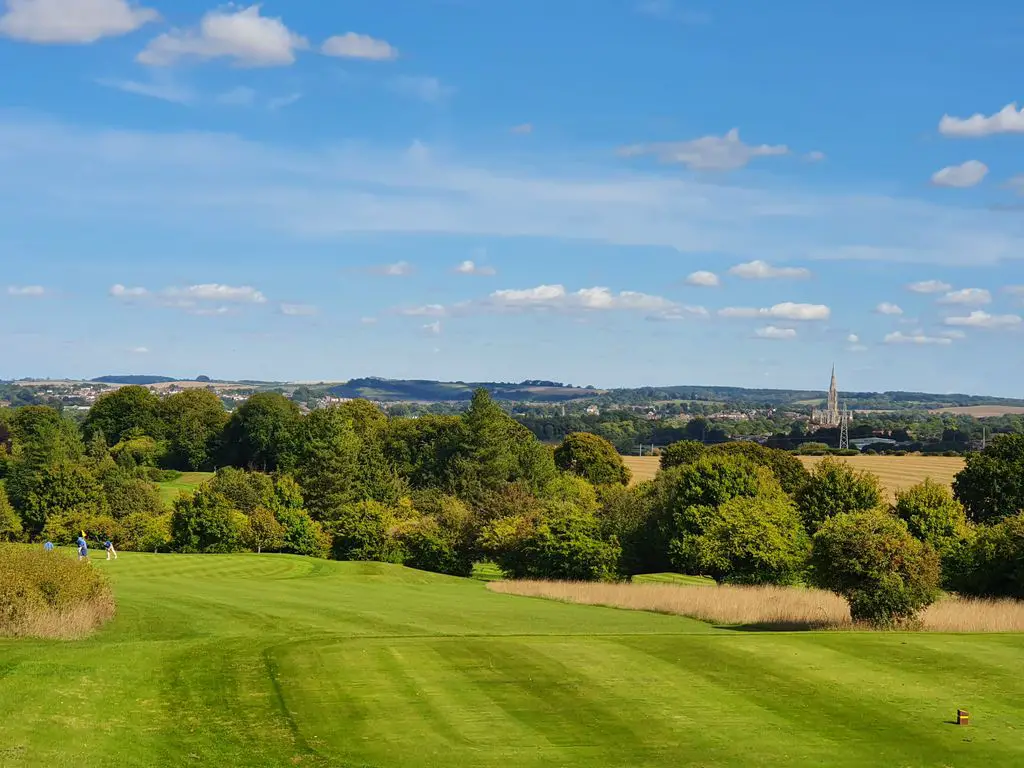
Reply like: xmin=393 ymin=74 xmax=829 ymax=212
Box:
xmin=876 ymin=302 xmax=903 ymax=316
xmin=884 ymin=331 xmax=953 ymax=345
xmin=7 ymin=285 xmax=45 ymax=296
xmin=907 ymin=279 xmax=952 ymax=294
xmin=454 ymin=260 xmax=496 ymax=276
xmin=389 ymin=75 xmax=453 ymax=104
xmin=4 ymin=115 xmax=1024 ymax=268
xmin=96 ymin=77 xmax=194 ymax=105
xmin=729 ymin=260 xmax=810 ymax=280
xmin=373 ymin=261 xmax=413 ymax=277
xmin=718 ymin=303 xmax=830 ymax=321
xmin=620 ymin=129 xmax=788 ymax=171
xmin=510 ymin=123 xmax=533 ymax=135
xmin=945 ymin=310 xmax=1022 ymax=329
xmin=931 ymin=160 xmax=988 ymax=188
xmin=217 ymin=86 xmax=257 ymax=107
xmin=755 ymin=325 xmax=797 ymax=340
xmin=280 ymin=303 xmax=317 ymax=316
xmin=422 ymin=320 xmax=442 ymax=335
xmin=939 ymin=288 xmax=991 ymax=306
xmin=267 ymin=92 xmax=302 ymax=110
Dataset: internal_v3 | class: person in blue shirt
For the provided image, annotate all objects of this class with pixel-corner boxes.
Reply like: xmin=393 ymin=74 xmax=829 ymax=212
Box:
xmin=43 ymin=541 xmax=54 ymax=552
xmin=76 ymin=536 xmax=89 ymax=561
xmin=104 ymin=540 xmax=118 ymax=561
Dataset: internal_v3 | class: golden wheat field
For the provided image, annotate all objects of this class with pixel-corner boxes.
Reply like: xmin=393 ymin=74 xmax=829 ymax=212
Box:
xmin=490 ymin=580 xmax=1024 ymax=632
xmin=931 ymin=405 xmax=1024 ymax=416
xmin=623 ymin=454 xmax=964 ymax=497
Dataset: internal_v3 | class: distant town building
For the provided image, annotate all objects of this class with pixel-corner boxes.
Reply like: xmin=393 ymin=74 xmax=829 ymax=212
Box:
xmin=811 ymin=365 xmax=844 ymax=427
xmin=585 ymin=405 xmax=600 ymax=416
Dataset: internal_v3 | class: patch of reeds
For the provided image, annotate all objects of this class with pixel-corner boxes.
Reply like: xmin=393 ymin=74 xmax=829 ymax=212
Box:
xmin=488 ymin=580 xmax=1024 ymax=632
xmin=0 ymin=546 xmax=116 ymax=639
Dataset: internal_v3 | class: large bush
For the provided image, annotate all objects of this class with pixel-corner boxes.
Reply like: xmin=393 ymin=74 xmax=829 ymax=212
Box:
xmin=170 ymin=489 xmax=247 ymax=554
xmin=810 ymin=510 xmax=940 ymax=626
xmin=946 ymin=513 xmax=1024 ymax=599
xmin=326 ymin=500 xmax=409 ymax=563
xmin=892 ymin=479 xmax=970 ymax=556
xmin=0 ymin=545 xmax=115 ymax=638
xmin=0 ymin=488 xmax=22 ymax=542
xmin=796 ymin=457 xmax=882 ymax=530
xmin=953 ymin=435 xmax=1024 ymax=524
xmin=554 ymin=433 xmax=630 ymax=487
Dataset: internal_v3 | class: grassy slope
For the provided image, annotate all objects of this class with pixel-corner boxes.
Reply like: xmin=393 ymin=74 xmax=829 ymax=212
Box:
xmin=156 ymin=471 xmax=214 ymax=508
xmin=2 ymin=554 xmax=1023 ymax=767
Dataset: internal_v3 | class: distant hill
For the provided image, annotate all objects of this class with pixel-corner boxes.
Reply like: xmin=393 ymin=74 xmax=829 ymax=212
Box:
xmin=330 ymin=377 xmax=601 ymax=403
xmin=92 ymin=375 xmax=178 ymax=385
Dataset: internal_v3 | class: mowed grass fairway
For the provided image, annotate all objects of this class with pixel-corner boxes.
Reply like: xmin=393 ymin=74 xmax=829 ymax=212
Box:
xmin=156 ymin=471 xmax=214 ymax=507
xmin=624 ymin=455 xmax=965 ymax=497
xmin=2 ymin=555 xmax=1024 ymax=767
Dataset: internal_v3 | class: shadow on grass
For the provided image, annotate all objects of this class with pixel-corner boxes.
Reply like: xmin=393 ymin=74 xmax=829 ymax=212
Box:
xmin=718 ymin=621 xmax=841 ymax=632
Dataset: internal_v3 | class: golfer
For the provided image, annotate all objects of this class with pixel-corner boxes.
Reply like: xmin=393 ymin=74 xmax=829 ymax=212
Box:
xmin=43 ymin=541 xmax=54 ymax=552
xmin=76 ymin=535 xmax=89 ymax=561
xmin=103 ymin=540 xmax=118 ymax=561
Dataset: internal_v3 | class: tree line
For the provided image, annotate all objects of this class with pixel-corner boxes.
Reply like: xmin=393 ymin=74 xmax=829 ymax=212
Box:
xmin=2 ymin=386 xmax=1024 ymax=626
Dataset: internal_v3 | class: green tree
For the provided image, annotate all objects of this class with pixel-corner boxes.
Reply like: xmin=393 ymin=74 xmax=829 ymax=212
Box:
xmin=0 ymin=487 xmax=23 ymax=542
xmin=554 ymin=432 xmax=630 ymax=486
xmin=382 ymin=415 xmax=465 ymax=491
xmin=120 ymin=512 xmax=172 ymax=552
xmin=110 ymin=434 xmax=167 ymax=468
xmin=84 ymin=386 xmax=164 ymax=445
xmin=597 ymin=482 xmax=665 ymax=575
xmin=676 ymin=493 xmax=809 ymax=585
xmin=160 ymin=389 xmax=228 ymax=471
xmin=275 ymin=506 xmax=330 ymax=558
xmin=811 ymin=510 xmax=940 ymax=626
xmin=13 ymin=461 xmax=104 ymax=536
xmin=170 ymin=488 xmax=246 ymax=553
xmin=208 ymin=467 xmax=275 ymax=515
xmin=293 ymin=407 xmax=362 ymax=519
xmin=795 ymin=457 xmax=883 ymax=530
xmin=946 ymin=513 xmax=1024 ymax=599
xmin=953 ymin=435 xmax=1024 ymax=523
xmin=659 ymin=440 xmax=706 ymax=470
xmin=98 ymin=466 xmax=164 ymax=519
xmin=892 ymin=479 xmax=970 ymax=556
xmin=244 ymin=508 xmax=287 ymax=554
xmin=708 ymin=442 xmax=810 ymax=495
xmin=326 ymin=500 xmax=408 ymax=563
xmin=223 ymin=393 xmax=302 ymax=471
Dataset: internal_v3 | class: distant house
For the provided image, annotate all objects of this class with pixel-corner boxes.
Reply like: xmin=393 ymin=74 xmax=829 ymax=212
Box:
xmin=585 ymin=405 xmax=600 ymax=416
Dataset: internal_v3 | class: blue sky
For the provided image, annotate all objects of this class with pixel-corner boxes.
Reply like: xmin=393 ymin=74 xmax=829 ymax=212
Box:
xmin=1 ymin=0 xmax=1023 ymax=395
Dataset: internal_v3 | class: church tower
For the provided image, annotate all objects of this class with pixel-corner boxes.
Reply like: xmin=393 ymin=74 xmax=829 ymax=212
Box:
xmin=827 ymin=364 xmax=839 ymax=424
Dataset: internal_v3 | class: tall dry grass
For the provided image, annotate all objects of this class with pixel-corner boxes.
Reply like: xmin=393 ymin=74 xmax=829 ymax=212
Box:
xmin=488 ymin=580 xmax=1024 ymax=632
xmin=0 ymin=546 xmax=116 ymax=639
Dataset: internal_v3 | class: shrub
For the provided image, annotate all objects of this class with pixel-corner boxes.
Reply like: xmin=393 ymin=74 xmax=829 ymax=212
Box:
xmin=554 ymin=433 xmax=630 ymax=486
xmin=100 ymin=468 xmax=164 ymax=519
xmin=120 ymin=512 xmax=172 ymax=552
xmin=795 ymin=457 xmax=882 ymax=531
xmin=810 ymin=510 xmax=940 ymax=626
xmin=326 ymin=500 xmax=408 ymax=563
xmin=275 ymin=506 xmax=330 ymax=558
xmin=243 ymin=508 xmax=286 ymax=554
xmin=141 ymin=468 xmax=183 ymax=483
xmin=43 ymin=512 xmax=124 ymax=546
xmin=0 ymin=545 xmax=115 ymax=638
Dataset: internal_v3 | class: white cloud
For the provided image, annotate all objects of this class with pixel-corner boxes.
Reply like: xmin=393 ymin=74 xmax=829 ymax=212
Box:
xmin=945 ymin=310 xmax=1022 ymax=329
xmin=138 ymin=5 xmax=308 ymax=68
xmin=884 ymin=331 xmax=953 ymax=345
xmin=685 ymin=270 xmax=720 ymax=287
xmin=907 ymin=279 xmax=952 ymax=294
xmin=647 ymin=305 xmax=710 ymax=321
xmin=876 ymin=302 xmax=904 ymax=315
xmin=375 ymin=261 xmax=413 ymax=277
xmin=939 ymin=288 xmax=991 ymax=306
xmin=619 ymin=129 xmax=789 ymax=171
xmin=96 ymin=77 xmax=193 ymax=105
xmin=7 ymin=285 xmax=45 ymax=296
xmin=718 ymin=302 xmax=830 ymax=321
xmin=164 ymin=284 xmax=266 ymax=304
xmin=755 ymin=325 xmax=797 ymax=340
xmin=483 ymin=284 xmax=677 ymax=314
xmin=401 ymin=304 xmax=446 ymax=317
xmin=728 ymin=260 xmax=810 ymax=280
xmin=360 ymin=316 xmax=377 ymax=325
xmin=422 ymin=320 xmax=442 ymax=335
xmin=280 ymin=303 xmax=317 ymax=316
xmin=805 ymin=150 xmax=826 ymax=163
xmin=0 ymin=0 xmax=158 ymax=43
xmin=454 ymin=260 xmax=496 ymax=276
xmin=940 ymin=329 xmax=966 ymax=339
xmin=191 ymin=306 xmax=230 ymax=316
xmin=217 ymin=86 xmax=257 ymax=107
xmin=847 ymin=333 xmax=859 ymax=343
xmin=931 ymin=160 xmax=988 ymax=188
xmin=1006 ymin=285 xmax=1024 ymax=297
xmin=510 ymin=123 xmax=533 ymax=135
xmin=389 ymin=75 xmax=453 ymax=104
xmin=321 ymin=32 xmax=397 ymax=60
xmin=939 ymin=103 xmax=1024 ymax=138
xmin=129 ymin=346 xmax=149 ymax=354
xmin=110 ymin=284 xmax=149 ymax=298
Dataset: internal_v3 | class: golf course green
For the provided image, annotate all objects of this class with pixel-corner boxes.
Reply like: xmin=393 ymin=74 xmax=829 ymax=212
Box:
xmin=2 ymin=552 xmax=1023 ymax=767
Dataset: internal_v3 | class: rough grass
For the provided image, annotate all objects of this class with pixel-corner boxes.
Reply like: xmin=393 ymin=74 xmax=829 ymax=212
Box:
xmin=0 ymin=546 xmax=116 ymax=639
xmin=490 ymin=580 xmax=1024 ymax=633
xmin=623 ymin=454 xmax=965 ymax=498
xmin=155 ymin=470 xmax=214 ymax=508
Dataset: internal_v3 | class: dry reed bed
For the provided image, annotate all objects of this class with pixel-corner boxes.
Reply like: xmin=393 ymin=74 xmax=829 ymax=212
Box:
xmin=488 ymin=580 xmax=1024 ymax=632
